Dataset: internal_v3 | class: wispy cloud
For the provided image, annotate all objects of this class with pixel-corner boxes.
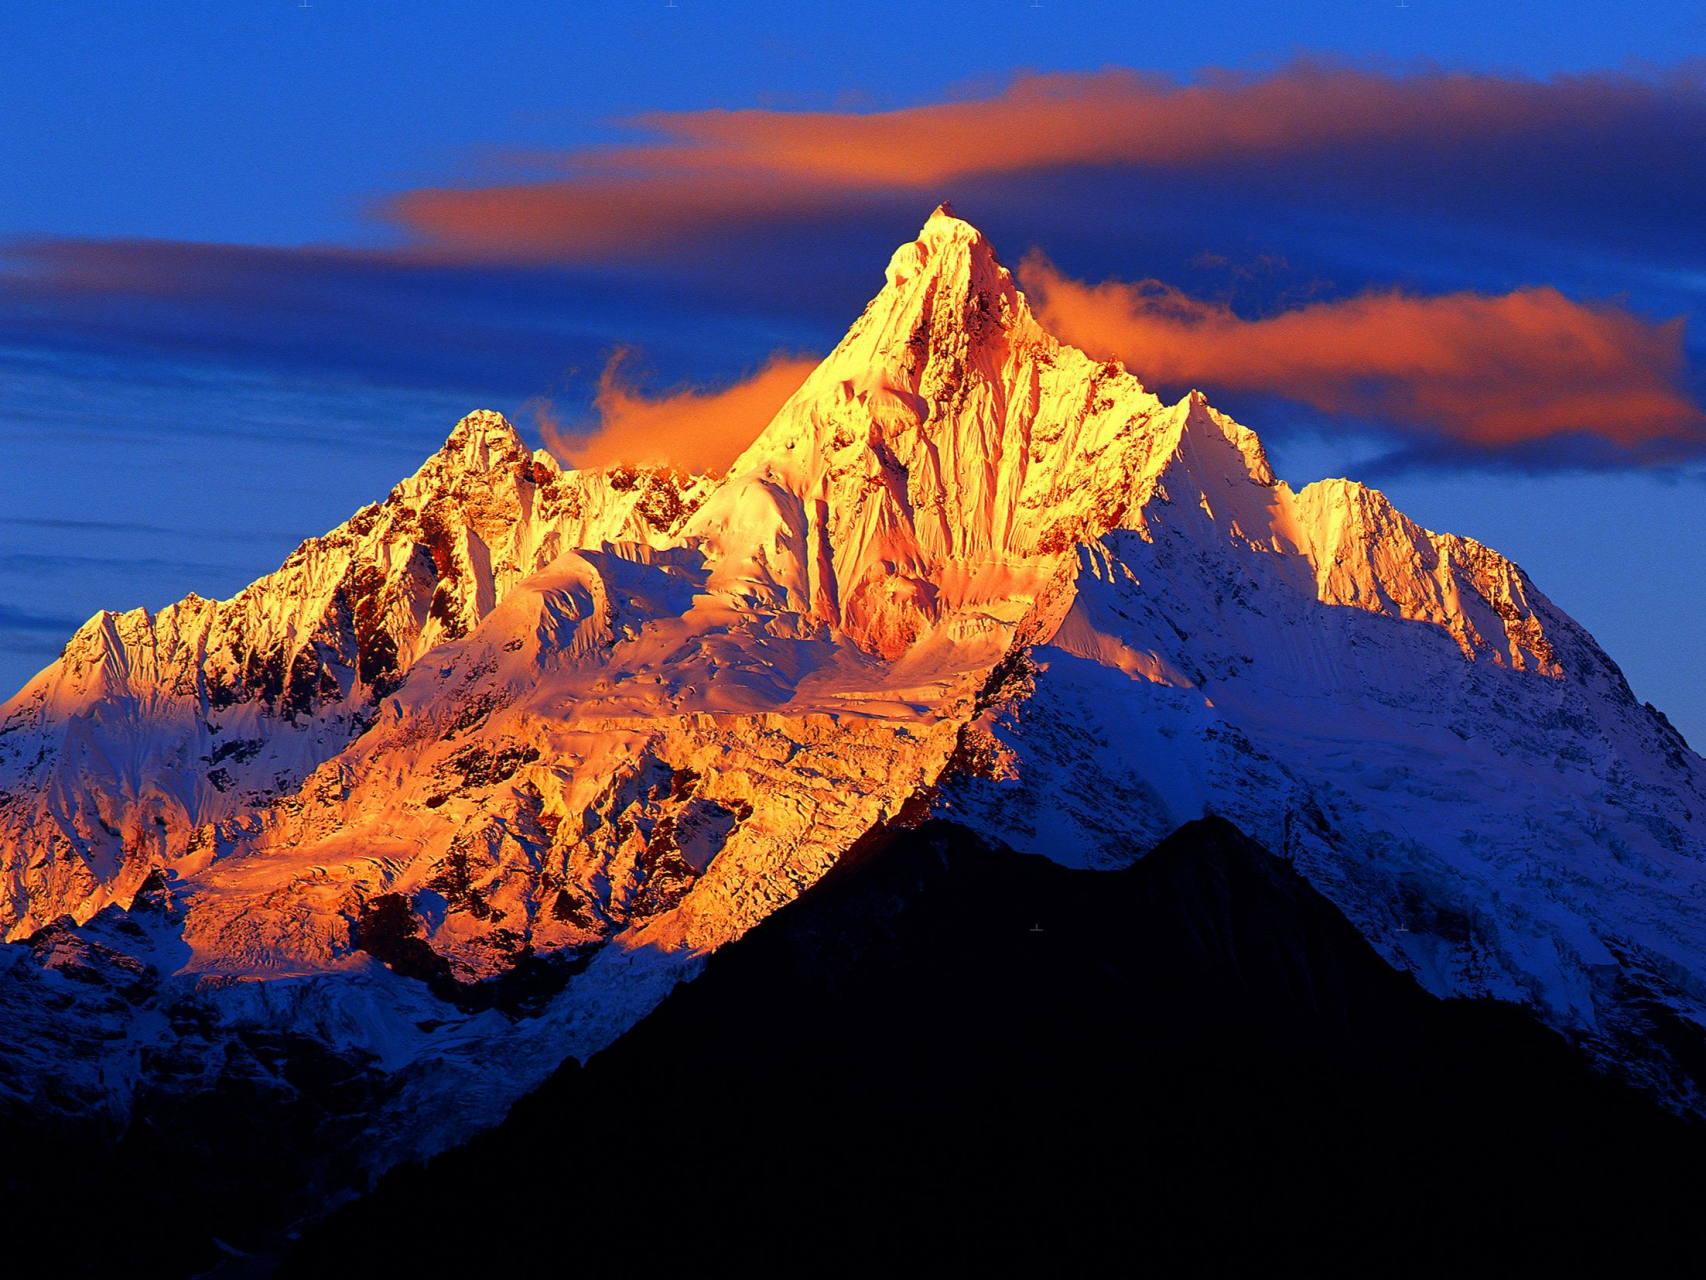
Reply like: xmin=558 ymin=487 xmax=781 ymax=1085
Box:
xmin=381 ymin=62 xmax=1706 ymax=267
xmin=7 ymin=60 xmax=1706 ymax=473
xmin=1020 ymin=256 xmax=1706 ymax=464
xmin=537 ymin=349 xmax=817 ymax=473
xmin=0 ymin=516 xmax=296 ymax=544
xmin=0 ymin=604 xmax=83 ymax=634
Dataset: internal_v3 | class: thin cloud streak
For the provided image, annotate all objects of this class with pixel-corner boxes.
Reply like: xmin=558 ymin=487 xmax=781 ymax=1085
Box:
xmin=0 ymin=604 xmax=84 ymax=634
xmin=0 ymin=516 xmax=300 ymax=544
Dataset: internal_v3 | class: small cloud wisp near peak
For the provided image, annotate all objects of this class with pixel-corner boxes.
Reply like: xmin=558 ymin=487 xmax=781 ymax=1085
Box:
xmin=539 ymin=350 xmax=818 ymax=474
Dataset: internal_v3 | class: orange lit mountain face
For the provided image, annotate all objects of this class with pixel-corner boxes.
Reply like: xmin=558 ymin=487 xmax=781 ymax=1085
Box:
xmin=3 ymin=209 xmax=1706 ymax=1258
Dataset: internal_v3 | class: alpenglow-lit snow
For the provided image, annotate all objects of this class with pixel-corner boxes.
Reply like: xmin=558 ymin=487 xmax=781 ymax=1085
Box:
xmin=3 ymin=205 xmax=1704 ymax=1164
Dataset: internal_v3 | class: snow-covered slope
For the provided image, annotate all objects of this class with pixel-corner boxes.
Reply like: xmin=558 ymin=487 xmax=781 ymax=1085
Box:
xmin=938 ymin=412 xmax=1706 ymax=1088
xmin=0 ymin=412 xmax=709 ymax=933
xmin=3 ymin=205 xmax=1704 ymax=1188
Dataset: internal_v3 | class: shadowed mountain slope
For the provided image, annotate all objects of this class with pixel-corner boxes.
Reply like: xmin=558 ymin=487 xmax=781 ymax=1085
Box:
xmin=286 ymin=817 xmax=1706 ymax=1274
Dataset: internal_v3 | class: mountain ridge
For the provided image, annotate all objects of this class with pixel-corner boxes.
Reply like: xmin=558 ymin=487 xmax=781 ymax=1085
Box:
xmin=2 ymin=205 xmax=1704 ymax=1210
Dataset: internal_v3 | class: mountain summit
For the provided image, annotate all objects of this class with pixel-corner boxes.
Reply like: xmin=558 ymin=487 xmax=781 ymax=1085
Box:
xmin=695 ymin=205 xmax=1261 ymax=659
xmin=3 ymin=208 xmax=1705 ymax=1217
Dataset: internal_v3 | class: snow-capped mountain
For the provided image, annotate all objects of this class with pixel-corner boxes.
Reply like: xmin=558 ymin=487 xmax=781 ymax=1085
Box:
xmin=3 ymin=205 xmax=1705 ymax=1215
xmin=0 ymin=415 xmax=709 ymax=931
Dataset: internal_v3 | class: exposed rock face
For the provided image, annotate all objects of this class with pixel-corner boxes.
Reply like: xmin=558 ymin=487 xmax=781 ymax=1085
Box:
xmin=689 ymin=205 xmax=1217 ymax=658
xmin=1 ymin=205 xmax=1704 ymax=1234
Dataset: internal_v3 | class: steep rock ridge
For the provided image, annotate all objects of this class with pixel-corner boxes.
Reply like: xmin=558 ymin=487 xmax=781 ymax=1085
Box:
xmin=0 ymin=411 xmax=710 ymax=936
xmin=0 ymin=204 xmax=1704 ymax=1223
xmin=686 ymin=203 xmax=1189 ymax=660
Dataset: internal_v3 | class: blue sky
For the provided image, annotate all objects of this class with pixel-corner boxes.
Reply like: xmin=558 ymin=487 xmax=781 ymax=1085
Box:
xmin=2 ymin=1 xmax=1704 ymax=742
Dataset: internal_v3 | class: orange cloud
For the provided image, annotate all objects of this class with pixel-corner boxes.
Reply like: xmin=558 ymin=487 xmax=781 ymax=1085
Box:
xmin=609 ymin=65 xmax=1579 ymax=181
xmin=388 ymin=176 xmax=831 ymax=260
xmin=541 ymin=350 xmax=818 ymax=473
xmin=1020 ymin=257 xmax=1705 ymax=454
xmin=382 ymin=63 xmax=1706 ymax=258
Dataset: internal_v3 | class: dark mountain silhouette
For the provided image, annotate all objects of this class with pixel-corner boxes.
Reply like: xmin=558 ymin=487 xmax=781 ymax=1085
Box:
xmin=285 ymin=817 xmax=1706 ymax=1274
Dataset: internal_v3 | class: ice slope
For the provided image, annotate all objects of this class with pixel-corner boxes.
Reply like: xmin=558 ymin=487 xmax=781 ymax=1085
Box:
xmin=2 ymin=204 xmax=1704 ymax=1180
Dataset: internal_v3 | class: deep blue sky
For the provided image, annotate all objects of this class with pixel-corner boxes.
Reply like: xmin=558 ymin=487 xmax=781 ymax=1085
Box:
xmin=2 ymin=1 xmax=1704 ymax=743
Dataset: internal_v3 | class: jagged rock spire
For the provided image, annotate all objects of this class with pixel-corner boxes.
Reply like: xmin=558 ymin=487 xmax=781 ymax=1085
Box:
xmin=439 ymin=409 xmax=531 ymax=473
